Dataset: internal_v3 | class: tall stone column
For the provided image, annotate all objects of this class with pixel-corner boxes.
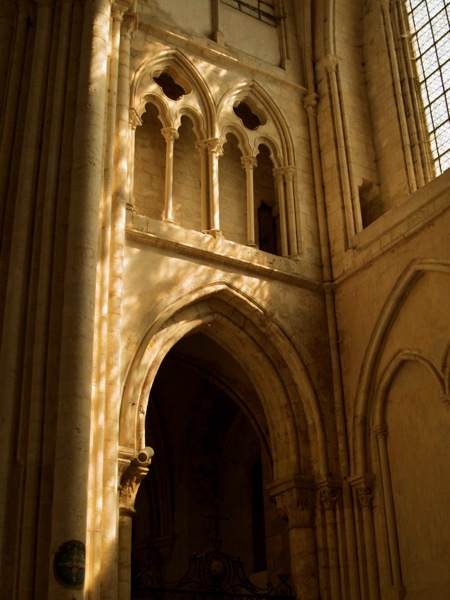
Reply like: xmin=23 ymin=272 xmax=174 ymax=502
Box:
xmin=271 ymin=480 xmax=320 ymax=600
xmin=319 ymin=483 xmax=341 ymax=600
xmin=161 ymin=127 xmax=179 ymax=223
xmin=127 ymin=109 xmax=142 ymax=212
xmin=241 ymin=155 xmax=258 ymax=247
xmin=205 ymin=138 xmax=223 ymax=234
xmin=272 ymin=167 xmax=288 ymax=256
xmin=48 ymin=0 xmax=112 ymax=597
xmin=118 ymin=449 xmax=154 ymax=600
xmin=350 ymin=475 xmax=380 ymax=600
xmin=373 ymin=425 xmax=405 ymax=598
xmin=195 ymin=140 xmax=209 ymax=230
xmin=281 ymin=166 xmax=298 ymax=257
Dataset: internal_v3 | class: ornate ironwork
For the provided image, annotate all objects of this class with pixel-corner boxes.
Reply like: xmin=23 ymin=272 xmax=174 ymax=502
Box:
xmin=133 ymin=541 xmax=293 ymax=600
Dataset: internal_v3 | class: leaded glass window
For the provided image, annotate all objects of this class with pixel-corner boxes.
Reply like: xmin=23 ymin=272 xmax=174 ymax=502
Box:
xmin=406 ymin=0 xmax=450 ymax=174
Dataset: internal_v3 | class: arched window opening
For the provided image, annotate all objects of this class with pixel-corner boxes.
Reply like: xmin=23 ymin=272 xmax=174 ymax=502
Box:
xmin=134 ymin=102 xmax=166 ymax=220
xmin=153 ymin=71 xmax=186 ymax=101
xmin=173 ymin=116 xmax=202 ymax=231
xmin=254 ymin=144 xmax=281 ymax=255
xmin=406 ymin=0 xmax=450 ymax=174
xmin=219 ymin=133 xmax=247 ymax=245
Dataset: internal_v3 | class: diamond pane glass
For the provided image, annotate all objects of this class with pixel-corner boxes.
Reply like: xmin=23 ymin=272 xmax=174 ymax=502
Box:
xmin=407 ymin=0 xmax=450 ymax=175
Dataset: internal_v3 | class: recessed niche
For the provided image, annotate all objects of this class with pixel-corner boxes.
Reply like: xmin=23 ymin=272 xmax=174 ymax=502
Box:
xmin=153 ymin=71 xmax=186 ymax=101
xmin=233 ymin=100 xmax=267 ymax=130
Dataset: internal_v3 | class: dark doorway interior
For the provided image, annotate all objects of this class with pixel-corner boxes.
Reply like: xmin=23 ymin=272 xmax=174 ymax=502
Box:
xmin=131 ymin=333 xmax=290 ymax=592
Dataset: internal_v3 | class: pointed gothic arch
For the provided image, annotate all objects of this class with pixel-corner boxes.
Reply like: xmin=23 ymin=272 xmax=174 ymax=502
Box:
xmin=352 ymin=258 xmax=450 ymax=474
xmin=120 ymin=281 xmax=328 ymax=480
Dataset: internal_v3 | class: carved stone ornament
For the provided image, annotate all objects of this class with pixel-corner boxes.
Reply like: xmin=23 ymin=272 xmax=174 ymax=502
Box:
xmin=119 ymin=449 xmax=154 ymax=516
xmin=270 ymin=480 xmax=316 ymax=528
xmin=53 ymin=540 xmax=86 ymax=589
xmin=319 ymin=485 xmax=339 ymax=511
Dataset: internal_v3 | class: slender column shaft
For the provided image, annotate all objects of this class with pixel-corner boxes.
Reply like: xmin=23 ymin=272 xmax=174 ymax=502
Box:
xmin=324 ymin=56 xmax=360 ymax=239
xmin=273 ymin=167 xmax=288 ymax=256
xmin=272 ymin=483 xmax=320 ymax=600
xmin=118 ymin=452 xmax=153 ymax=600
xmin=282 ymin=166 xmax=298 ymax=256
xmin=195 ymin=141 xmax=208 ymax=230
xmin=241 ymin=155 xmax=257 ymax=247
xmin=161 ymin=127 xmax=179 ymax=222
xmin=354 ymin=482 xmax=380 ymax=600
xmin=304 ymin=84 xmax=360 ymax=599
xmin=103 ymin=10 xmax=136 ymax=599
xmin=379 ymin=0 xmax=417 ymax=193
xmin=48 ymin=1 xmax=111 ymax=598
xmin=0 ymin=0 xmax=29 ymax=213
xmin=0 ymin=0 xmax=52 ymax=575
xmin=374 ymin=425 xmax=404 ymax=593
xmin=319 ymin=485 xmax=341 ymax=600
xmin=205 ymin=138 xmax=222 ymax=232
xmin=128 ymin=111 xmax=141 ymax=211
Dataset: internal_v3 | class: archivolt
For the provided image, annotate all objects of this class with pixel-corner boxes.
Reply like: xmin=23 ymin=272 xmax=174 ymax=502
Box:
xmin=120 ymin=281 xmax=328 ymax=482
xmin=353 ymin=258 xmax=450 ymax=473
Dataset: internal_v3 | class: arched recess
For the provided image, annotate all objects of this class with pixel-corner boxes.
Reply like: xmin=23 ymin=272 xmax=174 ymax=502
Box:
xmin=120 ymin=281 xmax=328 ymax=481
xmin=369 ymin=350 xmax=450 ymax=598
xmin=352 ymin=259 xmax=450 ymax=475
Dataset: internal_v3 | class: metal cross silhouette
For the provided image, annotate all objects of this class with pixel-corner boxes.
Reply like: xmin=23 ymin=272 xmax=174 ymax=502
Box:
xmin=204 ymin=501 xmax=229 ymax=541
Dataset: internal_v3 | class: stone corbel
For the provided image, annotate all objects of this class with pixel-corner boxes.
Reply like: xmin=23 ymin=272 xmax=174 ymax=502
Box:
xmin=119 ymin=447 xmax=154 ymax=516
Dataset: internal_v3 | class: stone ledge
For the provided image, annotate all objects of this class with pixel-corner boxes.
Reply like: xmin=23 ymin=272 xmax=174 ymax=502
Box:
xmin=338 ymin=170 xmax=450 ymax=282
xmin=126 ymin=211 xmax=322 ymax=290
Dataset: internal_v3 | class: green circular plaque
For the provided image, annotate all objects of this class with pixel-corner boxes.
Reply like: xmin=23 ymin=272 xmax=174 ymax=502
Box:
xmin=53 ymin=540 xmax=85 ymax=589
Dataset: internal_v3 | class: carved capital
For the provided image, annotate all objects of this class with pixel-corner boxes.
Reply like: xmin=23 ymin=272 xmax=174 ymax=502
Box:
xmin=272 ymin=167 xmax=284 ymax=181
xmin=112 ymin=1 xmax=128 ymax=20
xmin=129 ymin=108 xmax=142 ymax=129
xmin=161 ymin=127 xmax=179 ymax=143
xmin=356 ymin=486 xmax=373 ymax=508
xmin=121 ymin=11 xmax=137 ymax=39
xmin=281 ymin=166 xmax=296 ymax=182
xmin=204 ymin=138 xmax=223 ymax=157
xmin=241 ymin=155 xmax=258 ymax=171
xmin=270 ymin=479 xmax=316 ymax=528
xmin=442 ymin=393 xmax=450 ymax=411
xmin=303 ymin=93 xmax=318 ymax=116
xmin=119 ymin=447 xmax=154 ymax=516
xmin=319 ymin=485 xmax=339 ymax=511
xmin=320 ymin=54 xmax=339 ymax=74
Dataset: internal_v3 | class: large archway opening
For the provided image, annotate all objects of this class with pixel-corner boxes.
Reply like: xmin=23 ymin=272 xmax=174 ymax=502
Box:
xmin=131 ymin=331 xmax=291 ymax=592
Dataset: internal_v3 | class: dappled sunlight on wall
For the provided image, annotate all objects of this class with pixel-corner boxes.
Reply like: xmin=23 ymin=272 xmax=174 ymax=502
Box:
xmin=173 ymin=116 xmax=202 ymax=231
xmin=134 ymin=103 xmax=165 ymax=219
xmin=219 ymin=133 xmax=247 ymax=244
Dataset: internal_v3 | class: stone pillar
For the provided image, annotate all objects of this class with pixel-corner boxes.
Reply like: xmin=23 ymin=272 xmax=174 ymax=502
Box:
xmin=281 ymin=166 xmax=298 ymax=257
xmin=205 ymin=138 xmax=223 ymax=234
xmin=318 ymin=483 xmax=341 ymax=600
xmin=373 ymin=425 xmax=405 ymax=598
xmin=322 ymin=55 xmax=360 ymax=240
xmin=195 ymin=140 xmax=209 ymax=230
xmin=241 ymin=155 xmax=258 ymax=247
xmin=127 ymin=109 xmax=142 ymax=211
xmin=272 ymin=167 xmax=288 ymax=256
xmin=161 ymin=127 xmax=179 ymax=223
xmin=118 ymin=448 xmax=154 ymax=600
xmin=48 ymin=1 xmax=111 ymax=598
xmin=350 ymin=475 xmax=380 ymax=600
xmin=271 ymin=480 xmax=320 ymax=600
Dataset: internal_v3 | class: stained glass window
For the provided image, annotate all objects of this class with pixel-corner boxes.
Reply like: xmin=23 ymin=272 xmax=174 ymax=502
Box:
xmin=406 ymin=0 xmax=450 ymax=174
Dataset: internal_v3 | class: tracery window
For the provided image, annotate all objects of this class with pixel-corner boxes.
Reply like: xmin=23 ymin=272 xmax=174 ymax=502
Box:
xmin=406 ymin=0 xmax=450 ymax=174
